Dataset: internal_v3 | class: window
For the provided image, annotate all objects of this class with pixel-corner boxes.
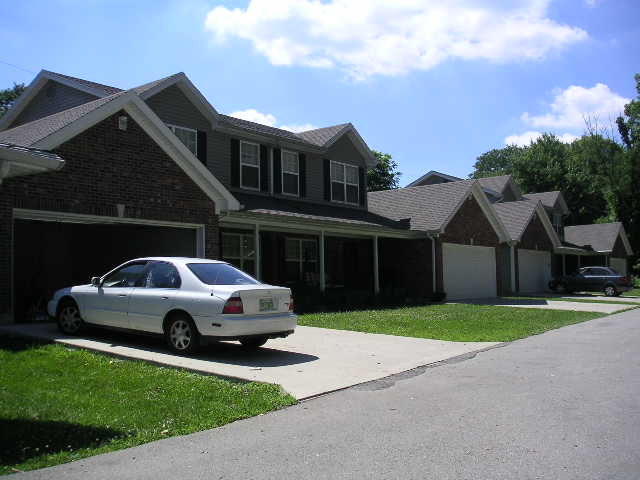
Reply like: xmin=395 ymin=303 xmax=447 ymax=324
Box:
xmin=102 ymin=262 xmax=148 ymax=288
xmin=139 ymin=262 xmax=181 ymax=289
xmin=240 ymin=141 xmax=260 ymax=190
xmin=282 ymin=150 xmax=299 ymax=196
xmin=330 ymin=161 xmax=359 ymax=205
xmin=166 ymin=124 xmax=197 ymax=156
xmin=222 ymin=233 xmax=255 ymax=275
xmin=552 ymin=214 xmax=563 ymax=234
xmin=187 ymin=263 xmax=259 ymax=286
xmin=285 ymin=238 xmax=318 ymax=284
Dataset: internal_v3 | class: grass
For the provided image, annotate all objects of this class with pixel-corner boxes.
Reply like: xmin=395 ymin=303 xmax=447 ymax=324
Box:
xmin=298 ymin=303 xmax=601 ymax=343
xmin=0 ymin=337 xmax=295 ymax=475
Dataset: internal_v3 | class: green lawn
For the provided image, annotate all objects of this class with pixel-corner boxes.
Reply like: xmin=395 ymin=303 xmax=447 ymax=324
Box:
xmin=298 ymin=303 xmax=601 ymax=342
xmin=0 ymin=337 xmax=295 ymax=475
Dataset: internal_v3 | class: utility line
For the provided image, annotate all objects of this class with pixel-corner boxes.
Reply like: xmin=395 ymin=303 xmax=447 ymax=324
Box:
xmin=0 ymin=60 xmax=36 ymax=75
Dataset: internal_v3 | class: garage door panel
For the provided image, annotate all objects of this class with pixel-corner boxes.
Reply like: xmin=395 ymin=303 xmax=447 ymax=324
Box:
xmin=443 ymin=243 xmax=496 ymax=300
xmin=519 ymin=249 xmax=551 ymax=293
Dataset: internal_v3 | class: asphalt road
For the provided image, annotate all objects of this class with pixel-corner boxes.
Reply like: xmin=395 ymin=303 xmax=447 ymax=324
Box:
xmin=22 ymin=308 xmax=640 ymax=479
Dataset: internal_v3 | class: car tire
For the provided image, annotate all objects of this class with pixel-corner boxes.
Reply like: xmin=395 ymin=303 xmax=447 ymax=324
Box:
xmin=239 ymin=336 xmax=269 ymax=350
xmin=56 ymin=299 xmax=85 ymax=335
xmin=604 ymin=285 xmax=617 ymax=297
xmin=165 ymin=313 xmax=200 ymax=355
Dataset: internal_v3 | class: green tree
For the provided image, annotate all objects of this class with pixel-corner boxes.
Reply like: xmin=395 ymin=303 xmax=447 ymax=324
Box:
xmin=367 ymin=150 xmax=401 ymax=191
xmin=469 ymin=144 xmax=522 ymax=178
xmin=0 ymin=83 xmax=25 ymax=118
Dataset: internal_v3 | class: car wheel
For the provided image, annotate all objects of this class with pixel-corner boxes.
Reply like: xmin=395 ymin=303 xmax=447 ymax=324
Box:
xmin=165 ymin=313 xmax=200 ymax=354
xmin=604 ymin=285 xmax=617 ymax=297
xmin=239 ymin=336 xmax=268 ymax=350
xmin=57 ymin=300 xmax=84 ymax=335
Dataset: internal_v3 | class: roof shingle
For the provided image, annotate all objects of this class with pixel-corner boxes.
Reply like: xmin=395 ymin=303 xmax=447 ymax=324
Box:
xmin=564 ymin=223 xmax=624 ymax=252
xmin=476 ymin=175 xmax=513 ymax=195
xmin=367 ymin=180 xmax=475 ymax=232
xmin=493 ymin=200 xmax=537 ymax=241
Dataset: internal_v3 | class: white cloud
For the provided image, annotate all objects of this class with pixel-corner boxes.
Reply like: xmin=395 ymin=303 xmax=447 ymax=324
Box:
xmin=521 ymin=83 xmax=629 ymax=130
xmin=229 ymin=108 xmax=317 ymax=132
xmin=205 ymin=0 xmax=587 ymax=80
xmin=228 ymin=108 xmax=277 ymax=126
xmin=504 ymin=130 xmax=579 ymax=146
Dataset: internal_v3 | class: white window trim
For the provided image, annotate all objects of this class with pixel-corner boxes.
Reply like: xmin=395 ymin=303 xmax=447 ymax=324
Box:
xmin=222 ymin=232 xmax=256 ymax=274
xmin=285 ymin=238 xmax=318 ymax=280
xmin=281 ymin=150 xmax=300 ymax=197
xmin=166 ymin=124 xmax=198 ymax=156
xmin=330 ymin=160 xmax=359 ymax=206
xmin=240 ymin=140 xmax=261 ymax=191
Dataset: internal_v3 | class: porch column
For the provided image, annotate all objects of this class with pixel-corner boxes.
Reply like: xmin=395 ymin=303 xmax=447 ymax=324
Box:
xmin=319 ymin=231 xmax=326 ymax=292
xmin=510 ymin=244 xmax=517 ymax=293
xmin=373 ymin=235 xmax=379 ymax=294
xmin=430 ymin=235 xmax=436 ymax=293
xmin=254 ymin=224 xmax=261 ymax=281
xmin=562 ymin=254 xmax=566 ymax=275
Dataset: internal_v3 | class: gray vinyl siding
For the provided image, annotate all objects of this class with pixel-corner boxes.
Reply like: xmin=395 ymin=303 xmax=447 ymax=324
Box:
xmin=145 ymin=85 xmax=230 ymax=185
xmin=10 ymin=80 xmax=98 ymax=128
xmin=145 ymin=85 xmax=369 ymax=209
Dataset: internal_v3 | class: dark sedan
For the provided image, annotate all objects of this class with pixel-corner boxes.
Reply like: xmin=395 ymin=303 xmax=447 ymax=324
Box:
xmin=549 ymin=266 xmax=633 ymax=296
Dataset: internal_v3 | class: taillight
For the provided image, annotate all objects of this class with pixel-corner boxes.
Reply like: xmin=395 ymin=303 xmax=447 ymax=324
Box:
xmin=223 ymin=296 xmax=243 ymax=314
xmin=288 ymin=295 xmax=294 ymax=312
xmin=620 ymin=276 xmax=628 ymax=284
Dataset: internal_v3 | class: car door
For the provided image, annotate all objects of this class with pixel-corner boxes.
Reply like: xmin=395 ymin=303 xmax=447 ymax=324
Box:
xmin=570 ymin=268 xmax=590 ymax=291
xmin=83 ymin=261 xmax=148 ymax=328
xmin=127 ymin=261 xmax=181 ymax=333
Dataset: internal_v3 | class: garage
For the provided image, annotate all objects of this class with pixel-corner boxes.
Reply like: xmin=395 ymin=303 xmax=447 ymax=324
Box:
xmin=519 ymin=249 xmax=551 ymax=293
xmin=610 ymin=258 xmax=628 ymax=276
xmin=443 ymin=243 xmax=497 ymax=300
xmin=12 ymin=215 xmax=202 ymax=322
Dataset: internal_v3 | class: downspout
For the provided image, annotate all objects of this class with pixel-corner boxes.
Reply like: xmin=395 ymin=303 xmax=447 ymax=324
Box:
xmin=428 ymin=233 xmax=438 ymax=294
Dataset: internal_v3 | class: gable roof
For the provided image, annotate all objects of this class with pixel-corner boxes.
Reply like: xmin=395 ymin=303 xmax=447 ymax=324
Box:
xmin=368 ymin=180 xmax=509 ymax=241
xmin=406 ymin=170 xmax=463 ymax=187
xmin=295 ymin=124 xmax=350 ymax=147
xmin=564 ymin=222 xmax=633 ymax=255
xmin=0 ymin=88 xmax=239 ymax=213
xmin=42 ymin=70 xmax=123 ymax=96
xmin=219 ymin=114 xmax=305 ymax=144
xmin=493 ymin=200 xmax=538 ymax=241
xmin=0 ymin=92 xmax=127 ymax=147
xmin=523 ymin=191 xmax=570 ymax=215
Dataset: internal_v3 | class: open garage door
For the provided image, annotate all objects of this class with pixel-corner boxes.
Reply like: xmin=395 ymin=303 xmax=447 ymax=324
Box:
xmin=610 ymin=258 xmax=627 ymax=276
xmin=13 ymin=218 xmax=200 ymax=322
xmin=519 ymin=249 xmax=551 ymax=293
xmin=443 ymin=243 xmax=497 ymax=300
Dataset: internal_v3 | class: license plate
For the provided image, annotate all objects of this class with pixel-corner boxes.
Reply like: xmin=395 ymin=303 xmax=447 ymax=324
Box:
xmin=259 ymin=297 xmax=276 ymax=312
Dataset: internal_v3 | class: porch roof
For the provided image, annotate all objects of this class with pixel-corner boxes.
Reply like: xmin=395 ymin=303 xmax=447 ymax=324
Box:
xmin=230 ymin=193 xmax=412 ymax=232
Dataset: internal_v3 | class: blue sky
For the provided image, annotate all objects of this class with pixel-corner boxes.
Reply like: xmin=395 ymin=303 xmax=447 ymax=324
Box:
xmin=1 ymin=0 xmax=638 ymax=185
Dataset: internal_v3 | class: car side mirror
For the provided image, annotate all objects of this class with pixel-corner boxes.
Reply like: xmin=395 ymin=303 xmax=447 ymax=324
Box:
xmin=91 ymin=276 xmax=101 ymax=287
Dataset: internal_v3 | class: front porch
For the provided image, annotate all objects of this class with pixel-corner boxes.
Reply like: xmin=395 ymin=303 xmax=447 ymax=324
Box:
xmin=219 ymin=213 xmax=434 ymax=311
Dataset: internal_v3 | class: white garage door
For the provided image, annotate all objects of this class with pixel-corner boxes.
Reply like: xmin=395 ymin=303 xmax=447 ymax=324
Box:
xmin=443 ymin=243 xmax=497 ymax=300
xmin=610 ymin=258 xmax=627 ymax=276
xmin=519 ymin=249 xmax=551 ymax=293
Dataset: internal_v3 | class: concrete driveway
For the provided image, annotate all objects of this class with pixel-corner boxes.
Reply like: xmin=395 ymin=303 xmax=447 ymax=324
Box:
xmin=0 ymin=323 xmax=498 ymax=399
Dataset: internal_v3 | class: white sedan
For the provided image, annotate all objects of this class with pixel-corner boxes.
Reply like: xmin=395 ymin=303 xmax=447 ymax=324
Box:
xmin=47 ymin=257 xmax=297 ymax=353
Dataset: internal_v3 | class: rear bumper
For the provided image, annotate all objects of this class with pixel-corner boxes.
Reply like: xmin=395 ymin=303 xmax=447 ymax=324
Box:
xmin=193 ymin=313 xmax=297 ymax=338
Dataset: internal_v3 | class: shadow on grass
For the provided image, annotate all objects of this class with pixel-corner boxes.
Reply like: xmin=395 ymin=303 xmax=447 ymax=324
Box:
xmin=0 ymin=334 xmax=50 ymax=353
xmin=0 ymin=418 xmax=123 ymax=465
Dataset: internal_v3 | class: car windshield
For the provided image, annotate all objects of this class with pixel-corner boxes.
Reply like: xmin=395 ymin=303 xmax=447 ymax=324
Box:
xmin=187 ymin=263 xmax=259 ymax=285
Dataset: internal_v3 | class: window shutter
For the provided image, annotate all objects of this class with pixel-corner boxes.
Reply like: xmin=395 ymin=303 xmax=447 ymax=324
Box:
xmin=358 ymin=166 xmax=366 ymax=206
xmin=299 ymin=153 xmax=306 ymax=197
xmin=260 ymin=145 xmax=269 ymax=192
xmin=323 ymin=159 xmax=331 ymax=201
xmin=230 ymin=138 xmax=240 ymax=188
xmin=273 ymin=148 xmax=282 ymax=194
xmin=197 ymin=131 xmax=207 ymax=165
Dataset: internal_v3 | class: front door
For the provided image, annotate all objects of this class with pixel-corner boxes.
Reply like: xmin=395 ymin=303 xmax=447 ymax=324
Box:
xmin=127 ymin=261 xmax=181 ymax=333
xmin=82 ymin=261 xmax=148 ymax=327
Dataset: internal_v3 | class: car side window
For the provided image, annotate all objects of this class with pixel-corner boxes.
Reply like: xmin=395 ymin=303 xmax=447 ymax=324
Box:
xmin=102 ymin=262 xmax=148 ymax=288
xmin=138 ymin=262 xmax=181 ymax=289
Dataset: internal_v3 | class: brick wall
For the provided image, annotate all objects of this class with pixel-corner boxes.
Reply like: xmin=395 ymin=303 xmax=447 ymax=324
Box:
xmin=379 ymin=237 xmax=433 ymax=298
xmin=611 ymin=235 xmax=627 ymax=258
xmin=518 ymin=213 xmax=553 ymax=251
xmin=0 ymin=110 xmax=219 ymax=319
xmin=439 ymin=195 xmax=500 ymax=247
